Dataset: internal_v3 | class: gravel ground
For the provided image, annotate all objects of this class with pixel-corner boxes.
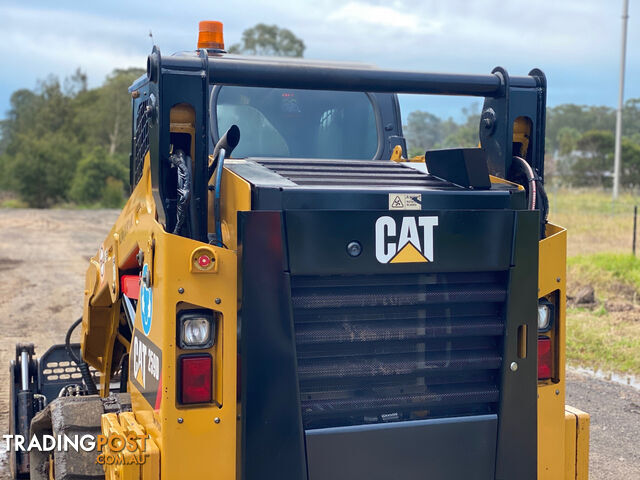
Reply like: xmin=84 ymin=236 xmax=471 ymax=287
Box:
xmin=0 ymin=208 xmax=638 ymax=479
xmin=567 ymin=369 xmax=640 ymax=478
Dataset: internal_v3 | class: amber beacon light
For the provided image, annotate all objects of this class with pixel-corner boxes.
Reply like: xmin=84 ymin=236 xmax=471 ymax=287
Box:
xmin=198 ymin=21 xmax=225 ymax=50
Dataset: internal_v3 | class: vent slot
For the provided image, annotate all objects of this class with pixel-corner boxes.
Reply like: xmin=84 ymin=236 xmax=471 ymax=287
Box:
xmin=257 ymin=158 xmax=461 ymax=188
xmin=291 ymin=271 xmax=507 ymax=429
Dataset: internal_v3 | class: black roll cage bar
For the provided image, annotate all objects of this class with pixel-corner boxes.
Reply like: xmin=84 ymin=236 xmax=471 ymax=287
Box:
xmin=141 ymin=47 xmax=547 ymax=242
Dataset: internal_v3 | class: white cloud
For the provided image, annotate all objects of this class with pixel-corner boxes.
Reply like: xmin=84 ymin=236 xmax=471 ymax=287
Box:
xmin=328 ymin=1 xmax=440 ymax=34
xmin=0 ymin=6 xmax=148 ymax=93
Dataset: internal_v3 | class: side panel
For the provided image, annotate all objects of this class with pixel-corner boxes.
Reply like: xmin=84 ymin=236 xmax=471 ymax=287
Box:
xmin=84 ymin=151 xmax=239 ymax=479
xmin=238 ymin=211 xmax=308 ymax=480
xmin=538 ymin=224 xmax=568 ymax=479
xmin=136 ymin=229 xmax=238 ymax=479
xmin=495 ymin=210 xmax=539 ymax=480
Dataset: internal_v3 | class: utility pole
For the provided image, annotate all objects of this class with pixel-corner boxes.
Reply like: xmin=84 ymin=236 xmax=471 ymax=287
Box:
xmin=613 ymin=0 xmax=630 ymax=200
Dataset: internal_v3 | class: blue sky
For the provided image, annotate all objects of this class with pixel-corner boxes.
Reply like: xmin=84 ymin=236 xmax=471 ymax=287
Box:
xmin=0 ymin=0 xmax=638 ymax=121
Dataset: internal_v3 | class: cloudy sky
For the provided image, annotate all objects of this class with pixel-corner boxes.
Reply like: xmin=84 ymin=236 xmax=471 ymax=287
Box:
xmin=0 ymin=0 xmax=638 ymax=120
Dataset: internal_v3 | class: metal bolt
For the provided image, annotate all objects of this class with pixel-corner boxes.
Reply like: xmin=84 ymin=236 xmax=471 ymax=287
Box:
xmin=215 ymin=298 xmax=221 ymax=305
xmin=214 ymin=417 xmax=221 ymax=424
xmin=481 ymin=108 xmax=496 ymax=133
xmin=556 ymin=277 xmax=561 ymax=283
xmin=177 ymin=417 xmax=183 ymax=424
xmin=555 ymin=389 xmax=560 ymax=395
xmin=510 ymin=361 xmax=518 ymax=372
xmin=178 ymin=287 xmax=184 ymax=294
xmin=346 ymin=241 xmax=362 ymax=257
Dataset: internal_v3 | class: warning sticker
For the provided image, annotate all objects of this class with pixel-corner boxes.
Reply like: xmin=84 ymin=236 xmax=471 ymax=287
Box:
xmin=388 ymin=193 xmax=422 ymax=210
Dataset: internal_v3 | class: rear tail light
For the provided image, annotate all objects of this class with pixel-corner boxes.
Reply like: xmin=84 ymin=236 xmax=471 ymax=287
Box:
xmin=537 ymin=299 xmax=554 ymax=332
xmin=179 ymin=354 xmax=212 ymax=404
xmin=537 ymin=336 xmax=552 ymax=380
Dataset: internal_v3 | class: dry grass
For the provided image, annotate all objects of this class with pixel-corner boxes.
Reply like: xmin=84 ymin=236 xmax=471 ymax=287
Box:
xmin=567 ymin=307 xmax=640 ymax=374
xmin=548 ymin=188 xmax=639 ymax=258
xmin=550 ymin=189 xmax=640 ymax=374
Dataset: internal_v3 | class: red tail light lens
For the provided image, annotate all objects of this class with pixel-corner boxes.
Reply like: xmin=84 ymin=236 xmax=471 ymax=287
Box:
xmin=179 ymin=355 xmax=212 ymax=404
xmin=120 ymin=274 xmax=140 ymax=299
xmin=538 ymin=336 xmax=552 ymax=380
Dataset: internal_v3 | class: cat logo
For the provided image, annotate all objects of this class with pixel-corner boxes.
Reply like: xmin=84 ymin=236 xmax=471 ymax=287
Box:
xmin=375 ymin=216 xmax=439 ymax=264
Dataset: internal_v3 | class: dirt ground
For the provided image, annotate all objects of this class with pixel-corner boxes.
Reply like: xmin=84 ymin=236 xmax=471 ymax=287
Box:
xmin=0 ymin=208 xmax=638 ymax=479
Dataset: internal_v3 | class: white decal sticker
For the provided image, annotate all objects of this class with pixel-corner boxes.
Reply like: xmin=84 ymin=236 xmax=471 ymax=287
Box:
xmin=389 ymin=193 xmax=421 ymax=210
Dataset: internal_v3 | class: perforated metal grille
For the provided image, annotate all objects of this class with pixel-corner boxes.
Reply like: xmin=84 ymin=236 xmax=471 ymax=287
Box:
xmin=256 ymin=158 xmax=460 ymax=188
xmin=133 ymin=100 xmax=150 ymax=185
xmin=41 ymin=360 xmax=83 ymax=382
xmin=291 ymin=271 xmax=507 ymax=429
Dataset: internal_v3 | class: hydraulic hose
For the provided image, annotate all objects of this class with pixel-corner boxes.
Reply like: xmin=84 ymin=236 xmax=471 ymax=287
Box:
xmin=512 ymin=156 xmax=536 ymax=210
xmin=65 ymin=318 xmax=98 ymax=395
xmin=510 ymin=155 xmax=549 ymax=238
xmin=208 ymin=125 xmax=241 ymax=247
xmin=169 ymin=149 xmax=192 ymax=236
xmin=208 ymin=125 xmax=240 ymax=180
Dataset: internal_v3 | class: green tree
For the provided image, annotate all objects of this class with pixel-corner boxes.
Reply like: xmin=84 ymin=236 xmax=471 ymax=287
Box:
xmin=0 ymin=68 xmax=141 ymax=206
xmin=556 ymin=127 xmax=581 ymax=156
xmin=8 ymin=132 xmax=81 ymax=207
xmin=623 ymin=98 xmax=640 ymax=138
xmin=404 ymin=111 xmax=444 ymax=156
xmin=441 ymin=105 xmax=481 ymax=149
xmin=228 ymin=24 xmax=305 ymax=57
xmin=620 ymin=138 xmax=640 ymax=187
xmin=569 ymin=130 xmax=614 ymax=187
xmin=72 ymin=68 xmax=144 ymax=156
xmin=546 ymin=104 xmax=615 ymax=153
xmin=70 ymin=147 xmax=127 ymax=206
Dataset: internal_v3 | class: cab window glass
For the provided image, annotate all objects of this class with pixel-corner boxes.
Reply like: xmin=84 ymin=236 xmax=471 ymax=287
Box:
xmin=215 ymin=86 xmax=378 ymax=159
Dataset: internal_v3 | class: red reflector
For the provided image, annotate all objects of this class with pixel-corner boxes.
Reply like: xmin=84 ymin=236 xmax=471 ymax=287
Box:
xmin=180 ymin=355 xmax=212 ymax=404
xmin=120 ymin=275 xmax=140 ymax=300
xmin=198 ymin=255 xmax=211 ymax=267
xmin=538 ymin=336 xmax=552 ymax=380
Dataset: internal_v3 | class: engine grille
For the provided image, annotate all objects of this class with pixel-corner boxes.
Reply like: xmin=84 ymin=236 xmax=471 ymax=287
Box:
xmin=291 ymin=271 xmax=507 ymax=429
xmin=256 ymin=158 xmax=460 ymax=188
xmin=133 ymin=99 xmax=150 ymax=185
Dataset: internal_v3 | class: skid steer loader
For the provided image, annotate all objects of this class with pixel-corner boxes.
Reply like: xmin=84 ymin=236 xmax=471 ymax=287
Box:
xmin=9 ymin=20 xmax=589 ymax=480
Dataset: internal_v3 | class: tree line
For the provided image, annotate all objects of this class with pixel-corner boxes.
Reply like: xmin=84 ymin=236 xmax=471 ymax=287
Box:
xmin=1 ymin=23 xmax=639 ymax=207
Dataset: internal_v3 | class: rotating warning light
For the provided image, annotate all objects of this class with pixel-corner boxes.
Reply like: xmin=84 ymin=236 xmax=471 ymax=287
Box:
xmin=198 ymin=21 xmax=225 ymax=50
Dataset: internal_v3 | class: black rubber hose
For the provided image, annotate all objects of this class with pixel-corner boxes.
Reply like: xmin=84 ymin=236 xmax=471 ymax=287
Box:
xmin=169 ymin=149 xmax=192 ymax=235
xmin=512 ymin=156 xmax=536 ymax=210
xmin=65 ymin=318 xmax=98 ymax=395
xmin=208 ymin=125 xmax=240 ymax=180
xmin=509 ymin=156 xmax=549 ymax=238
